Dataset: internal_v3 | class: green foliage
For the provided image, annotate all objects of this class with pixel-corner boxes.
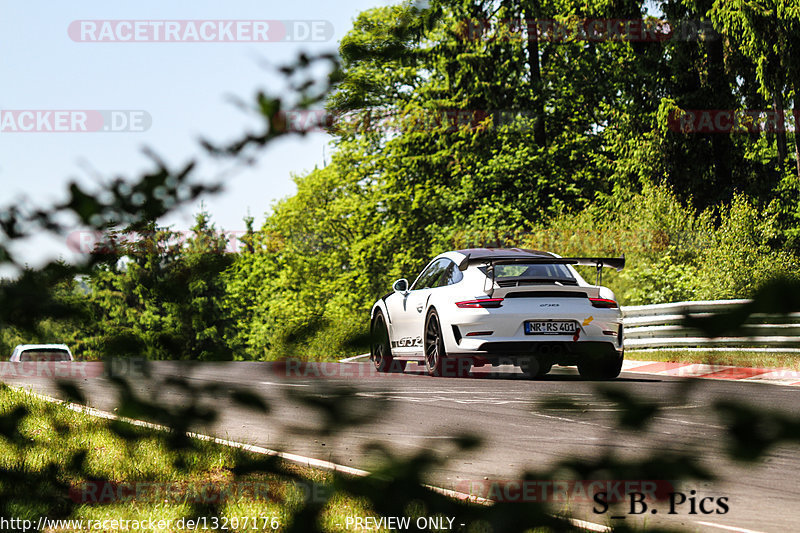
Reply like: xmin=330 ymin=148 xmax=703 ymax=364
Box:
xmin=710 ymin=0 xmax=800 ymax=179
xmin=515 ymin=184 xmax=800 ymax=305
xmin=81 ymin=212 xmax=235 ymax=361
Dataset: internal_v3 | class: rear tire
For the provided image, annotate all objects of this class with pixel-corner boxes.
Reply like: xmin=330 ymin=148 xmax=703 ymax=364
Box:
xmin=371 ymin=312 xmax=406 ymax=373
xmin=519 ymin=357 xmax=539 ymax=378
xmin=578 ymin=352 xmax=623 ymax=380
xmin=520 ymin=358 xmax=552 ymax=379
xmin=424 ymin=310 xmax=446 ymax=377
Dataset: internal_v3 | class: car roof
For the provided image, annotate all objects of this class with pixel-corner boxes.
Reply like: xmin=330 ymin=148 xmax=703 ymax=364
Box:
xmin=429 ymin=248 xmax=558 ymax=267
xmin=453 ymin=248 xmax=556 ymax=262
xmin=13 ymin=344 xmax=71 ymax=350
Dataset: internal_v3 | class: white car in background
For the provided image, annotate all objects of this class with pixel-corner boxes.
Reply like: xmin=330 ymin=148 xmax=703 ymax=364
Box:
xmin=10 ymin=344 xmax=74 ymax=362
xmin=370 ymin=248 xmax=625 ymax=379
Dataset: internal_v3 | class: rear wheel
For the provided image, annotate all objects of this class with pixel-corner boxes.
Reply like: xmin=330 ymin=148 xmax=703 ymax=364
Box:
xmin=424 ymin=310 xmax=446 ymax=377
xmin=521 ymin=358 xmax=552 ymax=379
xmin=578 ymin=352 xmax=623 ymax=380
xmin=371 ymin=312 xmax=406 ymax=373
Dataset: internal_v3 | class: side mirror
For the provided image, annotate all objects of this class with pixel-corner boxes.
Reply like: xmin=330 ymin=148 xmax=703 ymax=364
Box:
xmin=392 ymin=278 xmax=409 ymax=293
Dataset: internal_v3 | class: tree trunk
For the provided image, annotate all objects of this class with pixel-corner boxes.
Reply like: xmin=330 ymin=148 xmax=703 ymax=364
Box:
xmin=774 ymin=89 xmax=788 ymax=173
xmin=523 ymin=0 xmax=546 ymax=148
xmin=706 ymin=33 xmax=733 ymax=200
xmin=794 ymin=79 xmax=800 ymax=180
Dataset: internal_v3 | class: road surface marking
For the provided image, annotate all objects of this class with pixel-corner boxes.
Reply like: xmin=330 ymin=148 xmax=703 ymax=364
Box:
xmin=260 ymin=381 xmax=310 ymax=387
xmin=696 ymin=521 xmax=765 ymax=533
xmin=655 ymin=416 xmax=725 ymax=430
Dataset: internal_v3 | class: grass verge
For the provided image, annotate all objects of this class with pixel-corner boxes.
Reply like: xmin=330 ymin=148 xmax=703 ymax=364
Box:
xmin=0 ymin=385 xmax=391 ymax=533
xmin=625 ymin=349 xmax=800 ymax=370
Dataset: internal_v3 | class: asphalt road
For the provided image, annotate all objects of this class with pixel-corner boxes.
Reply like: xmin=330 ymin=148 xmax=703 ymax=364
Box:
xmin=3 ymin=360 xmax=799 ymax=532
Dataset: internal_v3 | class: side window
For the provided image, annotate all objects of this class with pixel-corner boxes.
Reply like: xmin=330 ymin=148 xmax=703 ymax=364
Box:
xmin=435 ymin=261 xmax=463 ymax=287
xmin=412 ymin=259 xmax=447 ymax=290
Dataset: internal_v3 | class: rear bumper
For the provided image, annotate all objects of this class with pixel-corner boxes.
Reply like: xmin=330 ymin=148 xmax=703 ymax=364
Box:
xmin=448 ymin=341 xmax=622 ymax=367
xmin=480 ymin=340 xmax=619 ymax=354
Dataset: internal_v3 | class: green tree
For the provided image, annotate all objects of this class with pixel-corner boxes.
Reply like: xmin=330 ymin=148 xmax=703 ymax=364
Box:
xmin=711 ymin=0 xmax=800 ymax=178
xmin=86 ymin=212 xmax=234 ymax=361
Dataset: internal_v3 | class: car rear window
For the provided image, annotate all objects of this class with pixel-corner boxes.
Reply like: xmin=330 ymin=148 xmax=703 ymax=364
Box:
xmin=492 ymin=263 xmax=575 ymax=280
xmin=18 ymin=349 xmax=71 ymax=362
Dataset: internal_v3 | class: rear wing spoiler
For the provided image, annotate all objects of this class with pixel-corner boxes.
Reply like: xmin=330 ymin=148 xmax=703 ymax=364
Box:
xmin=567 ymin=256 xmax=625 ymax=271
xmin=459 ymin=254 xmax=625 ymax=287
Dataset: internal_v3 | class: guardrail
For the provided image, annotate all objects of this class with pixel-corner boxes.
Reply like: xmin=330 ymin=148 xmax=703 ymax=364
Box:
xmin=622 ymin=299 xmax=800 ymax=351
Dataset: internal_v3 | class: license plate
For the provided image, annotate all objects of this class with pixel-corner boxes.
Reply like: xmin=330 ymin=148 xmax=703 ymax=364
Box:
xmin=524 ymin=320 xmax=577 ymax=335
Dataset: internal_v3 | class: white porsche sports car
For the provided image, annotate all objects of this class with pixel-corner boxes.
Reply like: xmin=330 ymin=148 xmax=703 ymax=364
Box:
xmin=369 ymin=248 xmax=625 ymax=379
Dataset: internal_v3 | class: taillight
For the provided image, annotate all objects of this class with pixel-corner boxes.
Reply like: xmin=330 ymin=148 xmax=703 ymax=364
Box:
xmin=455 ymin=298 xmax=504 ymax=309
xmin=590 ymin=297 xmax=618 ymax=309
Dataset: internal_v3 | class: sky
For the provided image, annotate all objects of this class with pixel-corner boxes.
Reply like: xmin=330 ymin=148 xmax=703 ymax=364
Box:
xmin=0 ymin=0 xmax=392 ymax=267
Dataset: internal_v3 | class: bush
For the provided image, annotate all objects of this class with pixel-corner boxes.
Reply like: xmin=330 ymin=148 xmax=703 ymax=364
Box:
xmin=515 ymin=184 xmax=800 ymax=305
xmin=693 ymin=195 xmax=800 ymax=300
